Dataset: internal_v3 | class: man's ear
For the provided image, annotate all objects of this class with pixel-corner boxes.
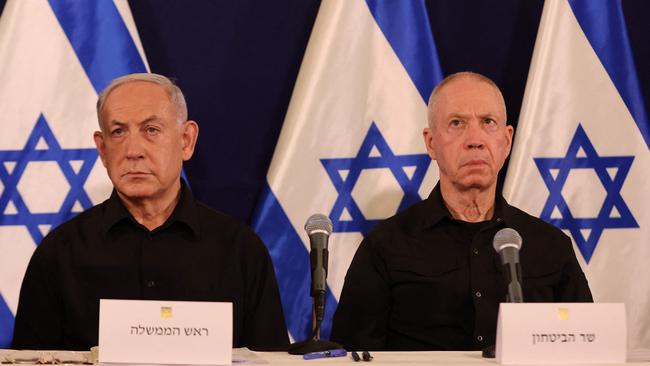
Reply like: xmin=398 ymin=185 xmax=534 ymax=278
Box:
xmin=181 ymin=120 xmax=199 ymax=161
xmin=504 ymin=124 xmax=514 ymax=156
xmin=423 ymin=127 xmax=436 ymax=160
xmin=93 ymin=131 xmax=107 ymax=167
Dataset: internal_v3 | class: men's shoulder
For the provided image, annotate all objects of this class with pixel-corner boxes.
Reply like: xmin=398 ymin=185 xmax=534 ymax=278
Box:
xmin=194 ymin=200 xmax=247 ymax=228
xmin=364 ymin=198 xmax=429 ymax=244
xmin=504 ymin=203 xmax=569 ymax=243
xmin=504 ymin=201 xmax=592 ymax=302
xmin=503 ymin=203 xmax=578 ymax=264
xmin=27 ymin=200 xmax=107 ymax=266
xmin=40 ymin=200 xmax=106 ymax=244
xmin=193 ymin=201 xmax=266 ymax=251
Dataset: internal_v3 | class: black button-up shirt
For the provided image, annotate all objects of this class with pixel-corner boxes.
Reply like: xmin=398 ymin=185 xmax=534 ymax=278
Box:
xmin=331 ymin=184 xmax=592 ymax=351
xmin=12 ymin=181 xmax=288 ymax=351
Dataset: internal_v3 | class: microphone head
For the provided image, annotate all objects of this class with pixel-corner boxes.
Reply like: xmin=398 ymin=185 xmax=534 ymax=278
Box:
xmin=493 ymin=228 xmax=522 ymax=253
xmin=304 ymin=213 xmax=332 ymax=236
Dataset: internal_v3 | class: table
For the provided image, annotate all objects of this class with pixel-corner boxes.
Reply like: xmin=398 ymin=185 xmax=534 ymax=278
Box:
xmin=2 ymin=349 xmax=649 ymax=365
xmin=253 ymin=350 xmax=650 ymax=365
xmin=256 ymin=351 xmax=488 ymax=365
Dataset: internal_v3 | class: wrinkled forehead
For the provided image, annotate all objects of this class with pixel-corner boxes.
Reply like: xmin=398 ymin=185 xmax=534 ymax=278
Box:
xmin=104 ymin=81 xmax=171 ymax=106
xmin=435 ymin=77 xmax=506 ymax=119
xmin=100 ymin=82 xmax=174 ymax=122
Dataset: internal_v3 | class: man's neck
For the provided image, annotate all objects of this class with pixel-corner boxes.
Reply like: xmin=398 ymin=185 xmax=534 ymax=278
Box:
xmin=118 ymin=184 xmax=182 ymax=231
xmin=439 ymin=180 xmax=497 ymax=222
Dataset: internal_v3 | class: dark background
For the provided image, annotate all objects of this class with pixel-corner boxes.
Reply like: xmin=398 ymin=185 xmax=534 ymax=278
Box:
xmin=1 ymin=0 xmax=648 ymax=223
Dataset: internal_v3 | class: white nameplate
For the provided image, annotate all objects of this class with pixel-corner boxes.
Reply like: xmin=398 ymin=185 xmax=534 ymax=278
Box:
xmin=99 ymin=299 xmax=232 ymax=365
xmin=496 ymin=303 xmax=625 ymax=364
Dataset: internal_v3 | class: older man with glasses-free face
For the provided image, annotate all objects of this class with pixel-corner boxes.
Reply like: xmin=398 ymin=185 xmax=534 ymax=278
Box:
xmin=12 ymin=73 xmax=289 ymax=351
xmin=331 ymin=72 xmax=592 ymax=351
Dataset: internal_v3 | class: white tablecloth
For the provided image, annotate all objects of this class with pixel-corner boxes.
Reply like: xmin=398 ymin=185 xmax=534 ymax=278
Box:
xmin=252 ymin=350 xmax=650 ymax=365
xmin=254 ymin=350 xmax=487 ymax=365
xmin=2 ymin=348 xmax=650 ymax=365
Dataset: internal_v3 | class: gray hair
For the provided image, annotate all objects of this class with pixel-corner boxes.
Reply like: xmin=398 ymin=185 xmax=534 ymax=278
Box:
xmin=427 ymin=71 xmax=507 ymax=127
xmin=96 ymin=73 xmax=188 ymax=129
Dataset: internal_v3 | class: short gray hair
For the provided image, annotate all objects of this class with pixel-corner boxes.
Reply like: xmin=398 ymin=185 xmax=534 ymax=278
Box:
xmin=427 ymin=71 xmax=507 ymax=127
xmin=96 ymin=73 xmax=188 ymax=128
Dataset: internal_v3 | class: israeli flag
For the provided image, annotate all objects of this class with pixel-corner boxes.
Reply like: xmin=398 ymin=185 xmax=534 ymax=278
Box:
xmin=0 ymin=0 xmax=148 ymax=347
xmin=253 ymin=0 xmax=443 ymax=341
xmin=503 ymin=0 xmax=650 ymax=351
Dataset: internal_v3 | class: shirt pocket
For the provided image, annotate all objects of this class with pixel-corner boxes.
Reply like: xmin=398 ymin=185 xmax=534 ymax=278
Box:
xmin=521 ymin=262 xmax=562 ymax=301
xmin=387 ymin=254 xmax=461 ymax=322
xmin=388 ymin=255 xmax=459 ymax=286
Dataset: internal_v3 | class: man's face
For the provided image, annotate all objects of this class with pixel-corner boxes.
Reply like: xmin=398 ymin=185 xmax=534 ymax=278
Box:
xmin=94 ymin=81 xmax=197 ymax=201
xmin=423 ymin=77 xmax=513 ymax=192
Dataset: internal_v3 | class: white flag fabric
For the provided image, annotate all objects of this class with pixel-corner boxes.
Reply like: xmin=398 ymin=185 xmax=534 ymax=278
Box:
xmin=0 ymin=0 xmax=148 ymax=347
xmin=253 ymin=0 xmax=443 ymax=341
xmin=504 ymin=0 xmax=650 ymax=351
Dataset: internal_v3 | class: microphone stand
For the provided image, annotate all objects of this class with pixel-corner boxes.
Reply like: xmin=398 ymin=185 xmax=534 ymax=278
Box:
xmin=290 ymin=214 xmax=342 ymax=354
xmin=483 ymin=257 xmax=524 ymax=358
xmin=288 ymin=295 xmax=343 ymax=355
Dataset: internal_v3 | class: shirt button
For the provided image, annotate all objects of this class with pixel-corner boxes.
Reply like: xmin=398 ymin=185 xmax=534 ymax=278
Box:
xmin=475 ymin=291 xmax=482 ymax=298
xmin=477 ymin=335 xmax=484 ymax=342
xmin=473 ymin=248 xmax=479 ymax=255
xmin=146 ymin=280 xmax=156 ymax=288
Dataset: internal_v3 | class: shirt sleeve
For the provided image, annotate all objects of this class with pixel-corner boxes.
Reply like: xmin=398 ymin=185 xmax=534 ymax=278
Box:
xmin=238 ymin=226 xmax=290 ymax=351
xmin=12 ymin=236 xmax=64 ymax=350
xmin=330 ymin=234 xmax=390 ymax=350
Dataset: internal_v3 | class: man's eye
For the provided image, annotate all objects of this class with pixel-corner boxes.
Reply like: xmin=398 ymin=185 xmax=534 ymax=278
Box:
xmin=111 ymin=128 xmax=124 ymax=136
xmin=484 ymin=118 xmax=500 ymax=131
xmin=450 ymin=119 xmax=463 ymax=127
xmin=146 ymin=127 xmax=159 ymax=136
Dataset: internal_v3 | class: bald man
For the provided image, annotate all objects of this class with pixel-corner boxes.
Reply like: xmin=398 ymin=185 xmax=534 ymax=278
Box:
xmin=331 ymin=72 xmax=592 ymax=351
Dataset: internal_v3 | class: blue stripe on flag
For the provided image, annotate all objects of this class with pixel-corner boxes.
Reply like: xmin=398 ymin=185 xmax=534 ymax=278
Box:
xmin=0 ymin=297 xmax=14 ymax=347
xmin=366 ymin=0 xmax=443 ymax=102
xmin=568 ymin=0 xmax=650 ymax=149
xmin=0 ymin=0 xmax=149 ymax=349
xmin=253 ymin=184 xmax=338 ymax=340
xmin=48 ymin=0 xmax=147 ymax=94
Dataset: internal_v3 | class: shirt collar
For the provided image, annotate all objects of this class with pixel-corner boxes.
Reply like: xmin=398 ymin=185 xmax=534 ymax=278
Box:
xmin=420 ymin=183 xmax=452 ymax=228
xmin=101 ymin=179 xmax=200 ymax=237
xmin=421 ymin=182 xmax=510 ymax=229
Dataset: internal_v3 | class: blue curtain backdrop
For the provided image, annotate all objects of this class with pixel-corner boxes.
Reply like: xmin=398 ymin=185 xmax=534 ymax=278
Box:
xmin=0 ymin=0 xmax=646 ymax=223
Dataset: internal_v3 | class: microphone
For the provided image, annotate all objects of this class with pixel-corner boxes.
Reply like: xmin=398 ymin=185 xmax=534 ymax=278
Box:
xmin=289 ymin=214 xmax=342 ymax=355
xmin=289 ymin=214 xmax=343 ymax=355
xmin=493 ymin=228 xmax=524 ymax=303
xmin=304 ymin=214 xmax=332 ymax=322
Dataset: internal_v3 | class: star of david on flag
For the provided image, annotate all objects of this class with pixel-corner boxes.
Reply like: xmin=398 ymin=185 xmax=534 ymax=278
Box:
xmin=504 ymin=0 xmax=650 ymax=350
xmin=253 ymin=0 xmax=442 ymax=341
xmin=0 ymin=115 xmax=98 ymax=244
xmin=0 ymin=0 xmax=148 ymax=347
xmin=322 ymin=122 xmax=430 ymax=235
xmin=534 ymin=124 xmax=637 ymax=263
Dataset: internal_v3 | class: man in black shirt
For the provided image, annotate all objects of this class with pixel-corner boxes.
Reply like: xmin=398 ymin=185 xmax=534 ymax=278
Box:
xmin=12 ymin=73 xmax=288 ymax=351
xmin=330 ymin=72 xmax=592 ymax=351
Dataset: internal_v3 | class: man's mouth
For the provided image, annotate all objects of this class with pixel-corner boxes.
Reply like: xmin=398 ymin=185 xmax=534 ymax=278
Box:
xmin=123 ymin=171 xmax=151 ymax=177
xmin=462 ymin=159 xmax=488 ymax=167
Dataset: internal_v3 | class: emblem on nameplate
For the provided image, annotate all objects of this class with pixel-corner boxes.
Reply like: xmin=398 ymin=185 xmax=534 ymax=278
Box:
xmin=161 ymin=306 xmax=173 ymax=319
xmin=557 ymin=307 xmax=569 ymax=321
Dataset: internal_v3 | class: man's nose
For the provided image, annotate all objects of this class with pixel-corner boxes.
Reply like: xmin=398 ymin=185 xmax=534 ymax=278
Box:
xmin=465 ymin=121 xmax=485 ymax=149
xmin=124 ymin=133 xmax=145 ymax=159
